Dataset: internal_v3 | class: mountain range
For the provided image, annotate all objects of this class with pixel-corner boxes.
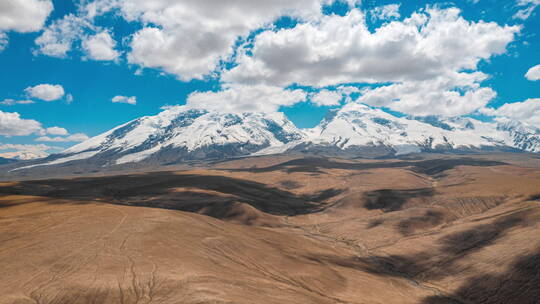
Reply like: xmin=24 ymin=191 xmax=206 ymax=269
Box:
xmin=0 ymin=157 xmax=18 ymax=165
xmin=8 ymin=103 xmax=540 ymax=173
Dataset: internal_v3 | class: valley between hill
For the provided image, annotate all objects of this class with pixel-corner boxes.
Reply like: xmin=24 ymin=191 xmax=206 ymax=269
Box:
xmin=1 ymin=154 xmax=540 ymax=303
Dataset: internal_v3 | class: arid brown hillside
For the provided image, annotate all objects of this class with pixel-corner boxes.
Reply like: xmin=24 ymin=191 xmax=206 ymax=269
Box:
xmin=1 ymin=154 xmax=540 ymax=303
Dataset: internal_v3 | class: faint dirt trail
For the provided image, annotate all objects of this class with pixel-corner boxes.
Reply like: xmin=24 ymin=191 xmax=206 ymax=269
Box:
xmin=282 ymin=216 xmax=468 ymax=304
xmin=20 ymin=203 xmax=128 ymax=289
xmin=205 ymin=235 xmax=363 ymax=304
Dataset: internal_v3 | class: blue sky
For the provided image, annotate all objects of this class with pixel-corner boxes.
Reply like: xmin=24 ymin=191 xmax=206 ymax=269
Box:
xmin=0 ymin=0 xmax=539 ymax=159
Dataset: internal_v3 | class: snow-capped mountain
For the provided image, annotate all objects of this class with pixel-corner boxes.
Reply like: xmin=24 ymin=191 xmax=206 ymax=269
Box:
xmin=301 ymin=103 xmax=540 ymax=154
xmin=65 ymin=106 xmax=304 ymax=164
xmin=13 ymin=106 xmax=305 ymax=171
xmin=0 ymin=151 xmax=49 ymax=160
xmin=495 ymin=119 xmax=540 ymax=152
xmin=9 ymin=103 xmax=540 ymax=172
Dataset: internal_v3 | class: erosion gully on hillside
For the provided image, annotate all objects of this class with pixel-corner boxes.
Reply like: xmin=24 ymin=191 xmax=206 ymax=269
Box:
xmin=1 ymin=155 xmax=540 ymax=304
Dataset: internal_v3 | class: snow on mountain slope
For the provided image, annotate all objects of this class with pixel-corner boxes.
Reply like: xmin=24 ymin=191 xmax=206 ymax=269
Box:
xmin=18 ymin=106 xmax=305 ymax=170
xmin=12 ymin=151 xmax=101 ymax=171
xmin=495 ymin=119 xmax=540 ymax=152
xmin=9 ymin=103 xmax=540 ymax=172
xmin=0 ymin=151 xmax=48 ymax=160
xmin=412 ymin=115 xmax=540 ymax=152
xmin=304 ymin=103 xmax=538 ymax=153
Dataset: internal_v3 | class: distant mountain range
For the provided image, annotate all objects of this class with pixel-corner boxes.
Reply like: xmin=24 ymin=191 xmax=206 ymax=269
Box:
xmin=0 ymin=157 xmax=18 ymax=165
xmin=8 ymin=103 xmax=540 ymax=172
xmin=299 ymin=103 xmax=540 ymax=156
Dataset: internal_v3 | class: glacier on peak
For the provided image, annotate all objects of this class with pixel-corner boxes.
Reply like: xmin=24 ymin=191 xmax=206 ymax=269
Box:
xmin=10 ymin=103 xmax=540 ymax=171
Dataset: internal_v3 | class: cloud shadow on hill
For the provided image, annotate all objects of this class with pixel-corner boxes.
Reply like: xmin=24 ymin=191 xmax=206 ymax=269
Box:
xmin=422 ymin=248 xmax=540 ymax=304
xmin=226 ymin=157 xmax=506 ymax=176
xmin=297 ymin=211 xmax=533 ymax=304
xmin=362 ymin=188 xmax=435 ymax=212
xmin=0 ymin=171 xmax=345 ymax=219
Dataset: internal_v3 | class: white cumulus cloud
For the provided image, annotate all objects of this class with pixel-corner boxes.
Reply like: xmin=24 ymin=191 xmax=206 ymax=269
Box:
xmin=46 ymin=126 xmax=68 ymax=136
xmin=514 ymin=0 xmax=540 ymax=20
xmin=187 ymin=85 xmax=307 ymax=113
xmin=311 ymin=90 xmax=343 ymax=106
xmin=0 ymin=99 xmax=34 ymax=105
xmin=0 ymin=0 xmax=53 ymax=33
xmin=23 ymin=1 xmax=525 ymax=118
xmin=223 ymin=7 xmax=517 ymax=116
xmin=82 ymin=31 xmax=120 ymax=61
xmin=525 ymin=64 xmax=540 ymax=81
xmin=66 ymin=93 xmax=74 ymax=104
xmin=481 ymin=98 xmax=540 ymax=127
xmin=35 ymin=14 xmax=90 ymax=58
xmin=0 ymin=32 xmax=7 ymax=52
xmin=224 ymin=8 xmax=518 ymax=87
xmin=371 ymin=4 xmax=401 ymax=21
xmin=358 ymin=72 xmax=497 ymax=116
xmin=124 ymin=0 xmax=325 ymax=81
xmin=112 ymin=95 xmax=137 ymax=105
xmin=36 ymin=133 xmax=90 ymax=143
xmin=66 ymin=133 xmax=90 ymax=142
xmin=25 ymin=84 xmax=65 ymax=101
xmin=81 ymin=0 xmax=121 ymax=19
xmin=0 ymin=111 xmax=42 ymax=136
xmin=33 ymin=0 xmax=330 ymax=73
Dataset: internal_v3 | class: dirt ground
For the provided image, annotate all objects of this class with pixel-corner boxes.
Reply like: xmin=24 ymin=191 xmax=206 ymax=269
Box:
xmin=1 ymin=154 xmax=540 ymax=303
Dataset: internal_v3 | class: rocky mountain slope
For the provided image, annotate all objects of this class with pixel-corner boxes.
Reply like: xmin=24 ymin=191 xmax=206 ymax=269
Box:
xmin=0 ymin=157 xmax=17 ymax=165
xmin=10 ymin=106 xmax=305 ymax=172
xmin=299 ymin=103 xmax=540 ymax=155
xmin=6 ymin=103 xmax=540 ymax=173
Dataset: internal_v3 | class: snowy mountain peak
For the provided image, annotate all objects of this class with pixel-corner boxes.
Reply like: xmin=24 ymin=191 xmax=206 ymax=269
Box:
xmin=36 ymin=106 xmax=306 ymax=168
xmin=306 ymin=103 xmax=540 ymax=154
xmin=10 ymin=103 xmax=540 ymax=172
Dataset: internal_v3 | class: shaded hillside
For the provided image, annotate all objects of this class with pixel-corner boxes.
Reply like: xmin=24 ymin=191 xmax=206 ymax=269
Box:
xmin=2 ymin=155 xmax=540 ymax=303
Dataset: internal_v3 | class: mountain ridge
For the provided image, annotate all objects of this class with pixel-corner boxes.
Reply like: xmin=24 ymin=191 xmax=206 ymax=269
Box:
xmin=7 ymin=104 xmax=540 ymax=172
